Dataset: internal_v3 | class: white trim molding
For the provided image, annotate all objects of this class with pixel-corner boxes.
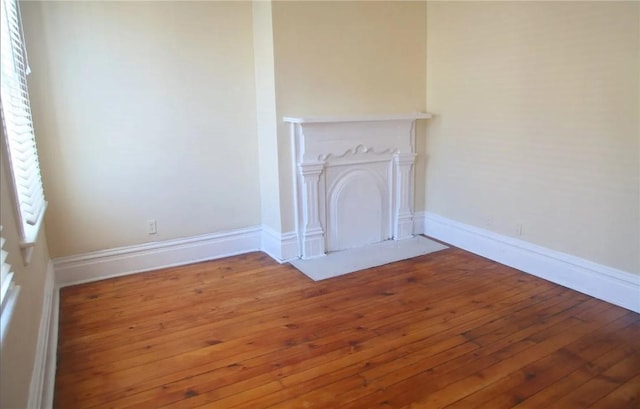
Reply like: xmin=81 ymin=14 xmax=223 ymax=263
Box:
xmin=413 ymin=211 xmax=428 ymax=236
xmin=52 ymin=218 xmax=638 ymax=311
xmin=54 ymin=227 xmax=262 ymax=287
xmin=27 ymin=260 xmax=57 ymax=409
xmin=419 ymin=212 xmax=640 ymax=313
xmin=261 ymin=225 xmax=298 ymax=263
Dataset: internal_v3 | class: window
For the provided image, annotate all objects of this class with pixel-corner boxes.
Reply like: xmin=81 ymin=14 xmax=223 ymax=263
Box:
xmin=1 ymin=0 xmax=47 ymax=264
xmin=0 ymin=226 xmax=21 ymax=345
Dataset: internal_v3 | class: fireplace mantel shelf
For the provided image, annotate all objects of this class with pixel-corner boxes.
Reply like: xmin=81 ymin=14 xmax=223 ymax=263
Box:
xmin=283 ymin=112 xmax=432 ymax=124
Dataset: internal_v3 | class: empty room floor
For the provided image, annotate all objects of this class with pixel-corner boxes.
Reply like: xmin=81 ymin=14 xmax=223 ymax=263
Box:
xmin=54 ymin=247 xmax=640 ymax=408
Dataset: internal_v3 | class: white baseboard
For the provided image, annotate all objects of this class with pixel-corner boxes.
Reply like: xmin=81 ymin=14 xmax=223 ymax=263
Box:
xmin=54 ymin=227 xmax=262 ymax=287
xmin=52 ymin=216 xmax=639 ymax=312
xmin=42 ymin=282 xmax=59 ymax=409
xmin=413 ymin=211 xmax=427 ymax=235
xmin=421 ymin=212 xmax=640 ymax=313
xmin=27 ymin=261 xmax=57 ymax=409
xmin=261 ymin=225 xmax=298 ymax=263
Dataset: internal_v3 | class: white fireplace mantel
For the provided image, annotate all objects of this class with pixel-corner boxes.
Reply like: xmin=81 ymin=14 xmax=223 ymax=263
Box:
xmin=283 ymin=112 xmax=432 ymax=124
xmin=285 ymin=113 xmax=432 ymax=260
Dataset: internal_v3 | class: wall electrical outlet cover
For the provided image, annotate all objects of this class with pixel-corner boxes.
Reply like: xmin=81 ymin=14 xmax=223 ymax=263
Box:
xmin=147 ymin=220 xmax=157 ymax=235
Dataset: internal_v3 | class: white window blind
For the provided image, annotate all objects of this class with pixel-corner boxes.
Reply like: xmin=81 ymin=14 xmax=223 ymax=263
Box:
xmin=0 ymin=226 xmax=21 ymax=345
xmin=1 ymin=0 xmax=47 ymax=262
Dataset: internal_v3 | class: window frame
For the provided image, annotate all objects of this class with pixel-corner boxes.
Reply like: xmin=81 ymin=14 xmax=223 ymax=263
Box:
xmin=1 ymin=0 xmax=47 ymax=264
xmin=0 ymin=225 xmax=21 ymax=346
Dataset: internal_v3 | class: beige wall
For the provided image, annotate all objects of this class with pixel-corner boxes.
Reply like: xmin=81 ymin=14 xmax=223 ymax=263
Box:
xmin=17 ymin=0 xmax=638 ymax=276
xmin=0 ymin=133 xmax=51 ymax=409
xmin=23 ymin=0 xmax=428 ymax=250
xmin=271 ymin=0 xmax=428 ymax=232
xmin=22 ymin=1 xmax=261 ymax=258
xmin=426 ymin=2 xmax=640 ymax=274
xmin=253 ymin=1 xmax=283 ymax=233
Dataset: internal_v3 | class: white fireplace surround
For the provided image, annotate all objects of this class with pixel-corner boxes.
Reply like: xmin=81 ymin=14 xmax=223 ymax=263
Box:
xmin=285 ymin=113 xmax=432 ymax=260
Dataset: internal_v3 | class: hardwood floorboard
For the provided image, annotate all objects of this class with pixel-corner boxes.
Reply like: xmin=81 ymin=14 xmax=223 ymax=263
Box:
xmin=443 ymin=313 xmax=639 ymax=409
xmin=545 ymin=351 xmax=640 ymax=409
xmin=75 ymin=272 xmax=544 ymax=406
xmin=59 ymin=253 xmax=475 ymax=353
xmin=54 ymin=248 xmax=640 ymax=409
xmin=588 ymin=374 xmax=640 ymax=409
xmin=278 ymin=301 xmax=612 ymax=409
xmin=510 ymin=329 xmax=639 ymax=409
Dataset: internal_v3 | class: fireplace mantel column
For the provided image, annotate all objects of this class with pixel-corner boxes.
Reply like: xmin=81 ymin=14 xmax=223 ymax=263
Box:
xmin=393 ymin=153 xmax=417 ymax=240
xmin=299 ymin=161 xmax=326 ymax=259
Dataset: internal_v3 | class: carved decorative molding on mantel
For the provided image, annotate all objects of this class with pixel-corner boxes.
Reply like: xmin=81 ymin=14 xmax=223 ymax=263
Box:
xmin=317 ymin=145 xmax=397 ymax=162
xmin=285 ymin=113 xmax=432 ymax=260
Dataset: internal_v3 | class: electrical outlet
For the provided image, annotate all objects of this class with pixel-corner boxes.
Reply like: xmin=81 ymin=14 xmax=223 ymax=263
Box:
xmin=485 ymin=215 xmax=494 ymax=228
xmin=147 ymin=219 xmax=157 ymax=235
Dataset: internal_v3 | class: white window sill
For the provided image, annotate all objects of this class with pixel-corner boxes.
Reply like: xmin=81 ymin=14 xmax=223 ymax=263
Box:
xmin=19 ymin=201 xmax=48 ymax=265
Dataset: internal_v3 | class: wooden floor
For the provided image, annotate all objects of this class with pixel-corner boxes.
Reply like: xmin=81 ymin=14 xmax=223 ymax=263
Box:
xmin=54 ymin=248 xmax=640 ymax=409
